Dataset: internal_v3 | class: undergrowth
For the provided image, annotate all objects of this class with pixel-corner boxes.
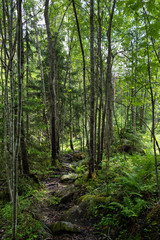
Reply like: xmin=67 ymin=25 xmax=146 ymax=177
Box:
xmin=75 ymin=152 xmax=159 ymax=239
xmin=0 ymin=174 xmax=54 ymax=239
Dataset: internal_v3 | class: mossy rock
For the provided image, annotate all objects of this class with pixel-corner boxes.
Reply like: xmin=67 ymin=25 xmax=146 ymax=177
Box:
xmin=60 ymin=173 xmax=78 ymax=183
xmin=78 ymin=194 xmax=108 ymax=205
xmin=73 ymin=152 xmax=86 ymax=161
xmin=143 ymin=202 xmax=160 ymax=239
xmin=51 ymin=221 xmax=81 ymax=233
xmin=77 ymin=194 xmax=109 ymax=213
xmin=60 ymin=205 xmax=83 ymax=224
xmin=58 ymin=185 xmax=76 ymax=204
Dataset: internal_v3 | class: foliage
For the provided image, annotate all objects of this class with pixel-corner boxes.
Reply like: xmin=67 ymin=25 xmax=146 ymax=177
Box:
xmin=0 ymin=198 xmax=45 ymax=240
xmin=0 ymin=176 xmax=50 ymax=239
xmin=1 ymin=0 xmax=160 ymax=239
xmin=75 ymin=152 xmax=158 ymax=239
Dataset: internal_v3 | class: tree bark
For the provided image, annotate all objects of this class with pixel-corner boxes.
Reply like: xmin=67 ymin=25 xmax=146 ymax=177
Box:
xmin=26 ymin=24 xmax=29 ymax=137
xmin=1 ymin=0 xmax=13 ymax=202
xmin=89 ymin=0 xmax=95 ymax=178
xmin=72 ymin=0 xmax=89 ymax=149
xmin=12 ymin=0 xmax=23 ymax=238
xmin=105 ymin=0 xmax=116 ymax=160
xmin=34 ymin=18 xmax=50 ymax=141
xmin=44 ymin=0 xmax=57 ymax=164
xmin=144 ymin=12 xmax=160 ymax=198
xmin=97 ymin=0 xmax=103 ymax=167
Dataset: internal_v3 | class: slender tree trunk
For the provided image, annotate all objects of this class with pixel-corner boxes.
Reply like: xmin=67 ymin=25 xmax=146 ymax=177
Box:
xmin=144 ymin=10 xmax=160 ymax=198
xmin=2 ymin=0 xmax=13 ymax=201
xmin=44 ymin=0 xmax=57 ymax=164
xmin=105 ymin=0 xmax=116 ymax=160
xmin=34 ymin=18 xmax=50 ymax=141
xmin=69 ymin=64 xmax=74 ymax=151
xmin=89 ymin=0 xmax=95 ymax=178
xmin=100 ymin=101 xmax=106 ymax=163
xmin=12 ymin=0 xmax=23 ymax=238
xmin=131 ymin=39 xmax=137 ymax=133
xmin=139 ymin=91 xmax=146 ymax=130
xmin=97 ymin=0 xmax=103 ymax=167
xmin=26 ymin=24 xmax=29 ymax=137
xmin=72 ymin=0 xmax=89 ymax=149
xmin=21 ymin=119 xmax=29 ymax=175
xmin=20 ymin=12 xmax=30 ymax=176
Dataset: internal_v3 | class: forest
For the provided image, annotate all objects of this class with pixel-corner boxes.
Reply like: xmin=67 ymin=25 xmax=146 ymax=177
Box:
xmin=0 ymin=0 xmax=160 ymax=239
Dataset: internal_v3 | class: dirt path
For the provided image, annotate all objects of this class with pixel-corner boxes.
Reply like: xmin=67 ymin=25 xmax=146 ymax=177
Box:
xmin=38 ymin=154 xmax=104 ymax=240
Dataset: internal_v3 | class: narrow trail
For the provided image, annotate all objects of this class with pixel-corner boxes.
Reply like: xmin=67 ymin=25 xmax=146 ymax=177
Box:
xmin=37 ymin=154 xmax=103 ymax=240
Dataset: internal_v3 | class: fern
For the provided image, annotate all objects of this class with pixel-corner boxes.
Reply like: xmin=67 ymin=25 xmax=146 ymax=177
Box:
xmin=109 ymin=196 xmax=148 ymax=218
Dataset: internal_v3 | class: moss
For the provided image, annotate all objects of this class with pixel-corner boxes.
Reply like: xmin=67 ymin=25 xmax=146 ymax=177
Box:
xmin=73 ymin=152 xmax=86 ymax=161
xmin=78 ymin=194 xmax=109 ymax=209
xmin=143 ymin=202 xmax=160 ymax=239
xmin=60 ymin=205 xmax=82 ymax=224
xmin=146 ymin=203 xmax=160 ymax=222
xmin=60 ymin=173 xmax=78 ymax=182
xmin=52 ymin=221 xmax=81 ymax=233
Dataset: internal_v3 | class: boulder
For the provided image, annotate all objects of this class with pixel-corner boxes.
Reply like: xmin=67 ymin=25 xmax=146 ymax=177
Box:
xmin=60 ymin=173 xmax=78 ymax=183
xmin=51 ymin=221 xmax=81 ymax=233
xmin=73 ymin=152 xmax=86 ymax=161
xmin=78 ymin=194 xmax=108 ymax=208
xmin=60 ymin=205 xmax=83 ymax=224
xmin=58 ymin=185 xmax=76 ymax=204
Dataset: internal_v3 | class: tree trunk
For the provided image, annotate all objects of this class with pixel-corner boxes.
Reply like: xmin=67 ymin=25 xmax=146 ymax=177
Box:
xmin=34 ymin=18 xmax=50 ymax=141
xmin=12 ymin=0 xmax=23 ymax=238
xmin=97 ymin=0 xmax=103 ymax=167
xmin=144 ymin=8 xmax=160 ymax=198
xmin=72 ymin=0 xmax=89 ymax=149
xmin=44 ymin=0 xmax=57 ymax=164
xmin=21 ymin=120 xmax=29 ymax=175
xmin=26 ymin=24 xmax=29 ymax=137
xmin=2 ymin=0 xmax=13 ymax=202
xmin=105 ymin=0 xmax=116 ymax=160
xmin=89 ymin=0 xmax=95 ymax=178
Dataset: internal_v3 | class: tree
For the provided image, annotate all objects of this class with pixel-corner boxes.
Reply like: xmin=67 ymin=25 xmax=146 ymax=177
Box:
xmin=89 ymin=0 xmax=95 ymax=178
xmin=44 ymin=0 xmax=57 ymax=164
xmin=72 ymin=0 xmax=89 ymax=149
xmin=12 ymin=0 xmax=23 ymax=238
xmin=105 ymin=0 xmax=116 ymax=159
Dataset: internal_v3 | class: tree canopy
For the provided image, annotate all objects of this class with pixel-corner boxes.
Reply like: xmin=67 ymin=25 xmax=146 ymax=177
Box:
xmin=1 ymin=0 xmax=160 ymax=239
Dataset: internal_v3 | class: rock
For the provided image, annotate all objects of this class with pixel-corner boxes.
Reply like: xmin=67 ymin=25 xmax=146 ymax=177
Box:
xmin=60 ymin=205 xmax=83 ymax=224
xmin=73 ymin=152 xmax=86 ymax=161
xmin=78 ymin=194 xmax=108 ymax=207
xmin=60 ymin=190 xmax=75 ymax=204
xmin=60 ymin=195 xmax=108 ymax=225
xmin=60 ymin=173 xmax=78 ymax=183
xmin=77 ymin=194 xmax=110 ymax=218
xmin=57 ymin=184 xmax=76 ymax=204
xmin=51 ymin=221 xmax=81 ymax=233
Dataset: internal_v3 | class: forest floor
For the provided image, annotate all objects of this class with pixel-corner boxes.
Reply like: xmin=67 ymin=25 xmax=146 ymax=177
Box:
xmin=36 ymin=153 xmax=104 ymax=240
